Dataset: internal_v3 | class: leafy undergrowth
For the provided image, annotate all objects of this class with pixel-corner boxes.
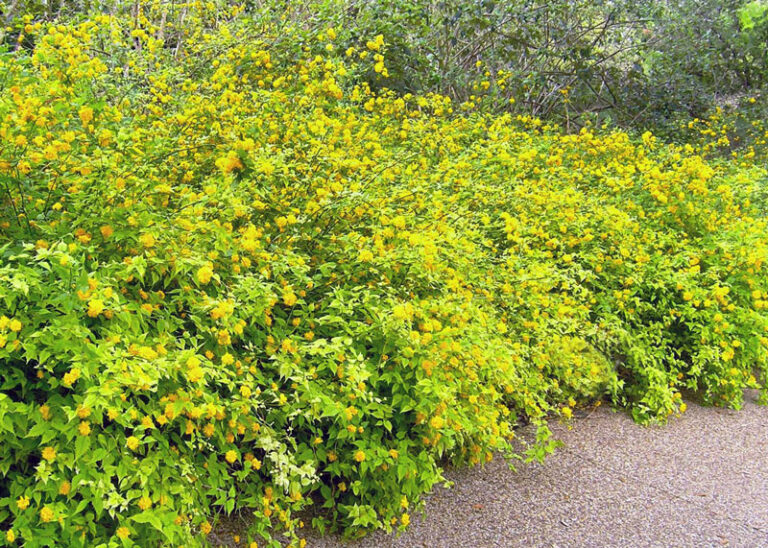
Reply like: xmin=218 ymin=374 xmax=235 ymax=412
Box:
xmin=1 ymin=8 xmax=767 ymax=548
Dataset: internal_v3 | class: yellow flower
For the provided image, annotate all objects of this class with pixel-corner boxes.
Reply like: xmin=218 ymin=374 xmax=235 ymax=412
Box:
xmin=9 ymin=319 xmax=21 ymax=332
xmin=6 ymin=529 xmax=15 ymax=542
xmin=429 ymin=416 xmax=445 ymax=429
xmin=100 ymin=225 xmax=113 ymax=238
xmin=187 ymin=366 xmax=204 ymax=383
xmin=392 ymin=303 xmax=413 ymax=321
xmin=78 ymin=421 xmax=91 ymax=436
xmin=41 ymin=446 xmax=56 ymax=461
xmin=215 ymin=152 xmax=243 ymax=174
xmin=78 ymin=106 xmax=94 ymax=125
xmin=59 ymin=481 xmax=71 ymax=496
xmin=221 ymin=353 xmax=234 ymax=365
xmin=137 ymin=495 xmax=152 ymax=511
xmin=16 ymin=496 xmax=30 ymax=510
xmin=283 ymin=291 xmax=297 ymax=306
xmin=200 ymin=520 xmax=212 ymax=535
xmin=126 ymin=436 xmax=140 ymax=451
xmin=116 ymin=527 xmax=130 ymax=539
xmin=358 ymin=249 xmax=374 ymax=262
xmin=225 ymin=450 xmax=238 ymax=463
xmin=40 ymin=506 xmax=54 ymax=522
xmin=401 ymin=512 xmax=410 ymax=526
xmin=139 ymin=233 xmax=156 ymax=248
xmin=197 ymin=265 xmax=213 ymax=284
xmin=87 ymin=298 xmax=104 ymax=318
xmin=353 ymin=450 xmax=366 ymax=463
xmin=366 ymin=34 xmax=384 ymax=51
xmin=63 ymin=367 xmax=81 ymax=387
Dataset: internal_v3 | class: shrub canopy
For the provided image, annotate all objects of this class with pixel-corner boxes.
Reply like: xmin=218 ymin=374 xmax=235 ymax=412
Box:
xmin=0 ymin=5 xmax=767 ymax=547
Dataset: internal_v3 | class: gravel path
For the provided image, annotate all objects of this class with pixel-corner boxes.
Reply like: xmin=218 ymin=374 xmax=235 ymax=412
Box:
xmin=215 ymin=390 xmax=768 ymax=547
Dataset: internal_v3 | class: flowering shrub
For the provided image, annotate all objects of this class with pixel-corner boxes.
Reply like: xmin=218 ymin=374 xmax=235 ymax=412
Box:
xmin=0 ymin=5 xmax=767 ymax=547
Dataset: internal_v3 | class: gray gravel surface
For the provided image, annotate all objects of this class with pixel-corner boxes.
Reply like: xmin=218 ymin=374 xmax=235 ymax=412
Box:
xmin=214 ymin=390 xmax=768 ymax=548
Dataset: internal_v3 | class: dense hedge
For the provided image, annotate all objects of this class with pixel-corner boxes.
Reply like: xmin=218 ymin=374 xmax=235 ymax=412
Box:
xmin=0 ymin=7 xmax=767 ymax=547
